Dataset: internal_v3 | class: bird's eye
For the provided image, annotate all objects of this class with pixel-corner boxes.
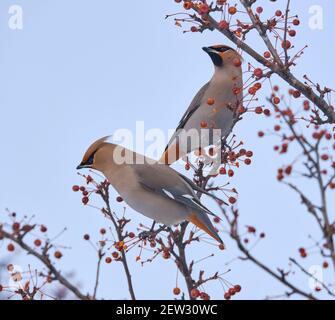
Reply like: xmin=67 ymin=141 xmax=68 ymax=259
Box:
xmin=84 ymin=151 xmax=96 ymax=166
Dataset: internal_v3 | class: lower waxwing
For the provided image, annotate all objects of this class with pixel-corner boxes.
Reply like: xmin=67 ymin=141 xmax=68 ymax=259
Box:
xmin=77 ymin=137 xmax=224 ymax=244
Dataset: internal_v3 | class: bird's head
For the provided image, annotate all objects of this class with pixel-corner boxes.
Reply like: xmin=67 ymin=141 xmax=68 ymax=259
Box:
xmin=202 ymin=45 xmax=242 ymax=68
xmin=76 ymin=136 xmax=114 ymax=171
xmin=77 ymin=137 xmax=137 ymax=173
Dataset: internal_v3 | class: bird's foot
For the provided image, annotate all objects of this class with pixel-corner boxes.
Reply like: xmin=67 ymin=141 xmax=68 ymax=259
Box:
xmin=138 ymin=225 xmax=169 ymax=240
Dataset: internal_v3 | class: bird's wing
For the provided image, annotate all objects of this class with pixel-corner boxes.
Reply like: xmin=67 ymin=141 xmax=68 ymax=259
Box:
xmin=164 ymin=82 xmax=210 ymax=152
xmin=132 ymin=163 xmax=216 ymax=216
xmin=177 ymin=173 xmax=228 ymax=205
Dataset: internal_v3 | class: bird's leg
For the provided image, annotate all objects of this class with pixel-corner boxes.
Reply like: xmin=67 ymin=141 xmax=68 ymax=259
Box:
xmin=149 ymin=221 xmax=156 ymax=232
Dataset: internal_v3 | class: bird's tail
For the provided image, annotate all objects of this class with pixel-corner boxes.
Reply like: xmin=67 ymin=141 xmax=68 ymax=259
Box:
xmin=188 ymin=212 xmax=224 ymax=245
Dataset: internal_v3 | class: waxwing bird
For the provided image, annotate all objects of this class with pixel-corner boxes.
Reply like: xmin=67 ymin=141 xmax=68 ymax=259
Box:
xmin=160 ymin=45 xmax=243 ymax=165
xmin=77 ymin=137 xmax=224 ymax=244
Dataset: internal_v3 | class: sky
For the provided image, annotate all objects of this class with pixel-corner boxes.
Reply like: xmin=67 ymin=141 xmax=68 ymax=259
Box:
xmin=0 ymin=0 xmax=334 ymax=300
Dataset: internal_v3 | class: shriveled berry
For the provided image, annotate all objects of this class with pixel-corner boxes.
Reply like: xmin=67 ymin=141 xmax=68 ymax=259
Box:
xmin=173 ymin=287 xmax=181 ymax=295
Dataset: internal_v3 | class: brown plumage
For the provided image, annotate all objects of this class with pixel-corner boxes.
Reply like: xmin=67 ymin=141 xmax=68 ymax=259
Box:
xmin=77 ymin=137 xmax=224 ymax=244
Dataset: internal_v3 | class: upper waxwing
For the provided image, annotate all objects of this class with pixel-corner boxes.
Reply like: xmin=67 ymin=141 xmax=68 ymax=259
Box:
xmin=160 ymin=45 xmax=243 ymax=165
xmin=77 ymin=137 xmax=224 ymax=244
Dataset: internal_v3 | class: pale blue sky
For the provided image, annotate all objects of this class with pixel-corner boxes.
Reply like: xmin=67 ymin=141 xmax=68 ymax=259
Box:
xmin=0 ymin=0 xmax=334 ymax=299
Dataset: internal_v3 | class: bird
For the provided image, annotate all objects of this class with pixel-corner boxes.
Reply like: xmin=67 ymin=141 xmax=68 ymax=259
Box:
xmin=77 ymin=136 xmax=224 ymax=244
xmin=160 ymin=44 xmax=243 ymax=165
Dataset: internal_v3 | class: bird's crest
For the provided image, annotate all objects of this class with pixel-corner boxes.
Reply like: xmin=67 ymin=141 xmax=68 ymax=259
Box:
xmin=81 ymin=136 xmax=112 ymax=164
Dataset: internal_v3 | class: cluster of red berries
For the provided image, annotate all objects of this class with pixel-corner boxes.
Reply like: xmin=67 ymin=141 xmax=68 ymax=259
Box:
xmin=224 ymin=284 xmax=242 ymax=300
xmin=277 ymin=165 xmax=292 ymax=181
xmin=189 ymin=288 xmax=211 ymax=300
xmin=72 ymin=185 xmax=90 ymax=205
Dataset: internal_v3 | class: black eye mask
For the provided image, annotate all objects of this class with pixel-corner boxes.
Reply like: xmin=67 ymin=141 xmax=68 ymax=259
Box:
xmin=210 ymin=46 xmax=231 ymax=53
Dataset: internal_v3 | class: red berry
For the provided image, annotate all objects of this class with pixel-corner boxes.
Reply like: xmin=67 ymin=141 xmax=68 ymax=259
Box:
xmin=275 ymin=10 xmax=282 ymax=17
xmin=34 ymin=239 xmax=42 ymax=247
xmin=293 ymin=18 xmax=300 ymax=26
xmin=254 ymin=68 xmax=263 ymax=78
xmin=228 ymin=288 xmax=236 ymax=295
xmin=273 ymin=96 xmax=280 ymax=104
xmin=244 ymin=158 xmax=251 ymax=165
xmin=256 ymin=7 xmax=263 ymax=14
xmin=233 ymin=58 xmax=242 ymax=67
xmin=191 ymin=288 xmax=200 ymax=298
xmin=248 ymin=87 xmax=257 ymax=95
xmin=264 ymin=51 xmax=271 ymax=59
xmin=105 ymin=257 xmax=112 ymax=264
xmin=116 ymin=196 xmax=123 ymax=202
xmin=72 ymin=185 xmax=80 ymax=192
xmin=282 ymin=40 xmax=291 ymax=49
xmin=173 ymin=287 xmax=181 ymax=295
xmin=229 ymin=197 xmax=236 ymax=204
xmin=285 ymin=165 xmax=292 ymax=175
xmin=219 ymin=167 xmax=227 ymax=175
xmin=200 ymin=121 xmax=208 ymax=128
xmin=40 ymin=225 xmax=47 ymax=233
xmin=219 ymin=243 xmax=225 ymax=250
xmin=199 ymin=3 xmax=209 ymax=13
xmin=207 ymin=98 xmax=215 ymax=105
xmin=213 ymin=217 xmax=221 ymax=223
xmin=7 ymin=244 xmax=15 ymax=252
xmin=183 ymin=1 xmax=192 ymax=10
xmin=12 ymin=222 xmax=20 ymax=231
xmin=224 ymin=292 xmax=231 ymax=300
xmin=54 ymin=251 xmax=62 ymax=259
xmin=234 ymin=284 xmax=242 ymax=292
xmin=321 ymin=154 xmax=329 ymax=161
xmin=83 ymin=234 xmax=90 ymax=240
xmin=246 ymin=151 xmax=253 ymax=157
xmin=323 ymin=261 xmax=329 ymax=269
xmin=100 ymin=228 xmax=106 ymax=235
xmin=258 ymin=131 xmax=265 ymax=137
xmin=228 ymin=169 xmax=234 ymax=177
xmin=200 ymin=292 xmax=210 ymax=300
xmin=82 ymin=197 xmax=89 ymax=205
xmin=162 ymin=251 xmax=171 ymax=259
xmin=228 ymin=6 xmax=237 ymax=15
xmin=219 ymin=20 xmax=229 ymax=30
xmin=112 ymin=252 xmax=119 ymax=259
xmin=255 ymin=106 xmax=263 ymax=114
xmin=128 ymin=232 xmax=135 ymax=238
xmin=247 ymin=226 xmax=256 ymax=233
xmin=289 ymin=29 xmax=296 ymax=37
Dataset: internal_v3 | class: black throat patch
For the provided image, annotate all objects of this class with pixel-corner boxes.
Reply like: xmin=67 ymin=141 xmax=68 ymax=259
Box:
xmin=208 ymin=52 xmax=223 ymax=67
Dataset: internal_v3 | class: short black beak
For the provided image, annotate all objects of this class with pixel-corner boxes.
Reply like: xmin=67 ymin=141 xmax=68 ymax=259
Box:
xmin=202 ymin=47 xmax=210 ymax=53
xmin=76 ymin=164 xmax=84 ymax=170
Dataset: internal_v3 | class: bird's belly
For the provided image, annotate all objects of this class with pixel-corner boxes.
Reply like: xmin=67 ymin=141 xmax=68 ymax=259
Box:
xmin=121 ymin=188 xmax=189 ymax=226
xmin=180 ymin=105 xmax=234 ymax=149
